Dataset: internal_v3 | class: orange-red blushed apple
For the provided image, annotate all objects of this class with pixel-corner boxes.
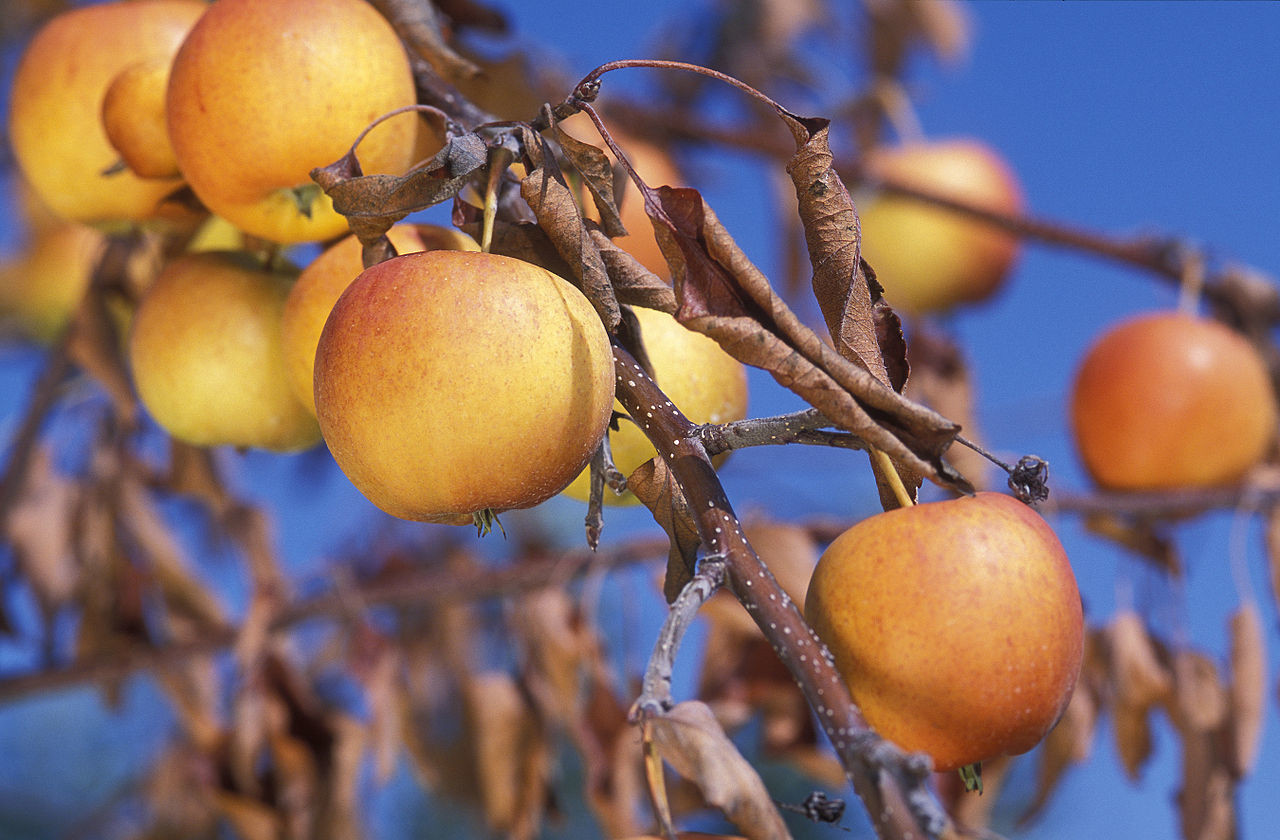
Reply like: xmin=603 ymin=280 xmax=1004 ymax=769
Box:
xmin=858 ymin=139 xmax=1023 ymax=315
xmin=1070 ymin=311 xmax=1277 ymax=490
xmin=562 ymin=305 xmax=748 ymax=504
xmin=8 ymin=0 xmax=205 ymax=225
xmin=0 ymin=222 xmax=105 ymax=343
xmin=314 ymin=250 xmax=615 ymax=524
xmin=281 ymin=224 xmax=480 ymax=415
xmin=805 ymin=491 xmax=1083 ymax=772
xmin=166 ymin=0 xmax=419 ymax=243
xmin=129 ymin=252 xmax=320 ymax=452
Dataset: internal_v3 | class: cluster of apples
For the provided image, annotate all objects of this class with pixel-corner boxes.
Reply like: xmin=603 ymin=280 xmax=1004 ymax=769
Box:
xmin=7 ymin=0 xmax=752 ymax=526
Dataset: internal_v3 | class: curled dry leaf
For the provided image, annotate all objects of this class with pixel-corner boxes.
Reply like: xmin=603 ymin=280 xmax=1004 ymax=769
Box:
xmin=1170 ymin=650 xmax=1228 ymax=735
xmin=552 ymin=119 xmax=626 ymax=238
xmin=312 ymin=132 xmax=487 ymax=246
xmin=1227 ymin=601 xmax=1266 ymax=777
xmin=1018 ymin=671 xmax=1098 ymax=825
xmin=648 ymin=701 xmax=793 ymax=840
xmin=643 ymin=184 xmax=965 ymax=494
xmin=369 ymin=0 xmax=480 ymax=81
xmin=627 ymin=456 xmax=701 ymax=602
xmin=1084 ymin=513 xmax=1181 ymax=575
xmin=1178 ymin=724 xmax=1237 ymax=840
xmin=3 ymin=446 xmax=80 ymax=612
xmin=463 ymin=670 xmax=548 ymax=838
xmin=1109 ymin=610 xmax=1173 ymax=709
xmin=518 ymin=129 xmax=621 ymax=330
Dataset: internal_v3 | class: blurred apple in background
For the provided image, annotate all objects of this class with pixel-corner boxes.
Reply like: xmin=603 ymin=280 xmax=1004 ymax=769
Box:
xmin=281 ymin=224 xmax=480 ymax=416
xmin=166 ymin=0 xmax=420 ymax=244
xmin=1070 ymin=311 xmax=1278 ymax=490
xmin=857 ymin=139 xmax=1023 ymax=316
xmin=562 ymin=305 xmax=748 ymax=505
xmin=0 ymin=222 xmax=105 ymax=344
xmin=128 ymin=252 xmax=321 ymax=452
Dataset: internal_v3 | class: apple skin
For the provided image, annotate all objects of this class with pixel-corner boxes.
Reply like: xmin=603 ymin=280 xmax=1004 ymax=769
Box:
xmin=562 ymin=305 xmax=748 ymax=505
xmin=128 ymin=252 xmax=321 ymax=452
xmin=166 ymin=0 xmax=419 ymax=244
xmin=804 ymin=491 xmax=1083 ymax=772
xmin=313 ymin=250 xmax=615 ymax=523
xmin=8 ymin=0 xmax=206 ymax=225
xmin=857 ymin=139 xmax=1024 ymax=316
xmin=102 ymin=58 xmax=179 ymax=180
xmin=1070 ymin=311 xmax=1278 ymax=490
xmin=0 ymin=222 xmax=106 ymax=343
xmin=281 ymin=224 xmax=480 ymax=416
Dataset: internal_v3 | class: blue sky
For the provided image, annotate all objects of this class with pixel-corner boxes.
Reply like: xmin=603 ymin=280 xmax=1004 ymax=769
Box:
xmin=3 ymin=2 xmax=1280 ymax=838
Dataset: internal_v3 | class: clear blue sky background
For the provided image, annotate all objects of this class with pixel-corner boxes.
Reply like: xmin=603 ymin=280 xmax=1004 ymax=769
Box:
xmin=2 ymin=2 xmax=1280 ymax=839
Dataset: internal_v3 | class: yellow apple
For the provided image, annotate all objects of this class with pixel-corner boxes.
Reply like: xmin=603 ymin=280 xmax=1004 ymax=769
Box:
xmin=562 ymin=305 xmax=748 ymax=505
xmin=280 ymin=224 xmax=480 ymax=415
xmin=128 ymin=252 xmax=321 ymax=452
xmin=857 ymin=139 xmax=1024 ymax=315
xmin=313 ymin=250 xmax=615 ymax=523
xmin=166 ymin=0 xmax=420 ymax=244
xmin=0 ymin=222 xmax=105 ymax=343
xmin=101 ymin=58 xmax=179 ymax=179
xmin=8 ymin=0 xmax=206 ymax=225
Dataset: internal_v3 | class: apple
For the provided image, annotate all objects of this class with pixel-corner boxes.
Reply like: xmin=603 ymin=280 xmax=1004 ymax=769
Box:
xmin=1070 ymin=311 xmax=1277 ymax=490
xmin=128 ymin=251 xmax=321 ymax=452
xmin=313 ymin=250 xmax=615 ymax=523
xmin=280 ymin=224 xmax=480 ymax=416
xmin=8 ymin=0 xmax=206 ymax=225
xmin=0 ymin=221 xmax=105 ymax=344
xmin=166 ymin=0 xmax=420 ymax=244
xmin=562 ymin=305 xmax=748 ymax=505
xmin=804 ymin=491 xmax=1083 ymax=772
xmin=857 ymin=139 xmax=1024 ymax=315
xmin=101 ymin=58 xmax=179 ymax=180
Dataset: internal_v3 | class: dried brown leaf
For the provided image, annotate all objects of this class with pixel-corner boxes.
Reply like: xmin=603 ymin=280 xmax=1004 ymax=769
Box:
xmin=325 ymin=715 xmax=369 ymax=840
xmin=3 ymin=446 xmax=79 ymax=611
xmin=1265 ymin=506 xmax=1280 ymax=638
xmin=627 ymin=457 xmax=700 ymax=602
xmin=1178 ymin=730 xmax=1237 ymax=840
xmin=588 ymin=227 xmax=678 ymax=314
xmin=1227 ymin=601 xmax=1266 ymax=777
xmin=1114 ymin=701 xmax=1155 ymax=782
xmin=1085 ymin=513 xmax=1182 ymax=575
xmin=1109 ymin=610 xmax=1173 ymax=709
xmin=518 ymin=138 xmax=621 ymax=330
xmin=371 ymin=0 xmax=480 ymax=81
xmin=1018 ymin=678 xmax=1097 ymax=824
xmin=463 ymin=671 xmax=548 ymax=838
xmin=313 ymin=132 xmax=487 ymax=243
xmin=159 ymin=440 xmax=233 ymax=517
xmin=1171 ymin=650 xmax=1228 ymax=735
xmin=784 ymin=114 xmax=888 ymax=383
xmin=510 ymin=588 xmax=592 ymax=724
xmin=552 ymin=121 xmax=626 ymax=238
xmin=212 ymin=791 xmax=281 ymax=840
xmin=66 ymin=287 xmax=136 ymax=423
xmin=648 ymin=701 xmax=793 ymax=840
xmin=644 ymin=185 xmax=965 ymax=493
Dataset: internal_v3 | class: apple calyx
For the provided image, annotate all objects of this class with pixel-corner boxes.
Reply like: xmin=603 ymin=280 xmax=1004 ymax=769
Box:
xmin=289 ymin=184 xmax=322 ymax=219
xmin=472 ymin=508 xmax=506 ymax=538
xmin=959 ymin=763 xmax=982 ymax=793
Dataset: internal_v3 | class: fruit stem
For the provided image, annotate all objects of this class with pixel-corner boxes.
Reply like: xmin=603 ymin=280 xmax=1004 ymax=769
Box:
xmin=871 ymin=447 xmax=914 ymax=507
xmin=481 ymin=146 xmax=512 ymax=254
xmin=873 ymin=77 xmax=926 ymax=145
